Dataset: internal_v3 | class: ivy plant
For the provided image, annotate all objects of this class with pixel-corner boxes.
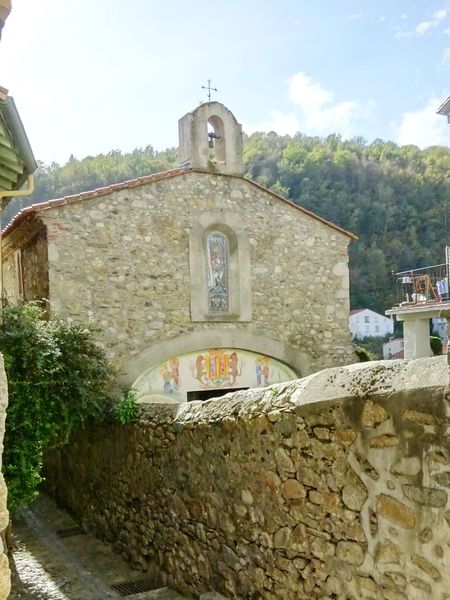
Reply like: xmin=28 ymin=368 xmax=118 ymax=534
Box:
xmin=114 ymin=389 xmax=139 ymax=425
xmin=0 ymin=301 xmax=119 ymax=513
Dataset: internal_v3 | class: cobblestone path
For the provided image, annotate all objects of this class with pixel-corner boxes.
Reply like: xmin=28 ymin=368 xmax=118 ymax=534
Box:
xmin=9 ymin=494 xmax=186 ymax=599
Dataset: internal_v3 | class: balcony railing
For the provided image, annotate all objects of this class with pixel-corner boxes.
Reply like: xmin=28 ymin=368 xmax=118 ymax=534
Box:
xmin=394 ymin=263 xmax=449 ymax=306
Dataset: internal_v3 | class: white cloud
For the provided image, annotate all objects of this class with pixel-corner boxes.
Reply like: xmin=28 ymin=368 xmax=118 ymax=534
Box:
xmin=306 ymin=100 xmax=374 ymax=135
xmin=243 ymin=111 xmax=300 ymax=136
xmin=415 ymin=7 xmax=447 ymax=35
xmin=288 ymin=73 xmax=333 ymax=113
xmin=244 ymin=72 xmax=374 ymax=140
xmin=396 ymin=98 xmax=450 ymax=147
xmin=416 ymin=20 xmax=433 ymax=35
xmin=433 ymin=8 xmax=447 ymax=20
xmin=394 ymin=7 xmax=447 ymax=38
xmin=288 ymin=72 xmax=374 ymax=137
xmin=394 ymin=28 xmax=414 ymax=38
xmin=348 ymin=11 xmax=364 ymax=20
xmin=442 ymin=48 xmax=450 ymax=65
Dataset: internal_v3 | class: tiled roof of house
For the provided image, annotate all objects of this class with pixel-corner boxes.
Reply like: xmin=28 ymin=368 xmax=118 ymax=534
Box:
xmin=437 ymin=95 xmax=450 ymax=116
xmin=349 ymin=309 xmax=365 ymax=316
xmin=2 ymin=168 xmax=357 ymax=240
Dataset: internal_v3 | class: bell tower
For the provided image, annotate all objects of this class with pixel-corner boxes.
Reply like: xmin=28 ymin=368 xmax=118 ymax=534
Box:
xmin=178 ymin=102 xmax=243 ymax=176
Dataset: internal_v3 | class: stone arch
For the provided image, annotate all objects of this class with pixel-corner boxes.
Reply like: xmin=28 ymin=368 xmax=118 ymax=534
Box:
xmin=119 ymin=328 xmax=311 ymax=388
xmin=189 ymin=209 xmax=251 ymax=322
xmin=207 ymin=115 xmax=226 ymax=163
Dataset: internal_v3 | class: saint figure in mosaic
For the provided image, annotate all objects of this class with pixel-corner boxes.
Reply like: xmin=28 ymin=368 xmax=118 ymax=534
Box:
xmin=207 ymin=232 xmax=229 ymax=312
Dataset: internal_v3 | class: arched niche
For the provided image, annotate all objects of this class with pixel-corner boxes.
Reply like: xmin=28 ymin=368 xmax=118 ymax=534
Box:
xmin=189 ymin=209 xmax=251 ymax=322
xmin=207 ymin=115 xmax=226 ymax=164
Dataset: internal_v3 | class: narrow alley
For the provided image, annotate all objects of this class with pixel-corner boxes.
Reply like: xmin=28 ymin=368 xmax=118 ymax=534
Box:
xmin=9 ymin=494 xmax=185 ymax=600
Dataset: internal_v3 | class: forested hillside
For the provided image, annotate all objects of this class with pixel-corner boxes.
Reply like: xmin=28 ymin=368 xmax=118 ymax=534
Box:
xmin=6 ymin=133 xmax=450 ymax=314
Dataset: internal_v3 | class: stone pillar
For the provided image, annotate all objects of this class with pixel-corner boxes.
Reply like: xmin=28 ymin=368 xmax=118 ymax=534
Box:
xmin=0 ymin=355 xmax=10 ymax=600
xmin=439 ymin=309 xmax=450 ymax=366
xmin=403 ymin=318 xmax=431 ymax=359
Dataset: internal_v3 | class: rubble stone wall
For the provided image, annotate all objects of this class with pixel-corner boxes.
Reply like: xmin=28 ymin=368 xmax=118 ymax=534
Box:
xmin=2 ymin=217 xmax=48 ymax=303
xmin=0 ymin=357 xmax=10 ymax=600
xmin=26 ymin=171 xmax=352 ymax=378
xmin=45 ymin=358 xmax=450 ymax=600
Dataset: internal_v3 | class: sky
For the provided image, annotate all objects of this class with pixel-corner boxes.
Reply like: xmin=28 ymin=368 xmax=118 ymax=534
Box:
xmin=2 ymin=0 xmax=450 ymax=164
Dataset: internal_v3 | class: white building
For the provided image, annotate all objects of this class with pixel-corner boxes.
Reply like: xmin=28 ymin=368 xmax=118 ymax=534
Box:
xmin=349 ymin=309 xmax=394 ymax=340
xmin=383 ymin=338 xmax=404 ymax=360
xmin=431 ymin=317 xmax=447 ymax=339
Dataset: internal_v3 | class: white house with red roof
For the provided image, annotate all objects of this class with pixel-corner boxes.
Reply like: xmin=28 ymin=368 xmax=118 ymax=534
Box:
xmin=382 ymin=338 xmax=404 ymax=360
xmin=349 ymin=308 xmax=394 ymax=340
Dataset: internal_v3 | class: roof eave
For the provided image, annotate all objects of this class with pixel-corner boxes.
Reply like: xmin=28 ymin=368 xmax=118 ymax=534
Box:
xmin=2 ymin=168 xmax=357 ymax=241
xmin=437 ymin=96 xmax=450 ymax=116
xmin=0 ymin=95 xmax=37 ymax=186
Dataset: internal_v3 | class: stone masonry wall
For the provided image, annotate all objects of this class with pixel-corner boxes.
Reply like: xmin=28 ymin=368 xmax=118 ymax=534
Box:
xmin=3 ymin=217 xmax=48 ymax=303
xmin=30 ymin=171 xmax=352 ymax=377
xmin=21 ymin=227 xmax=49 ymax=302
xmin=0 ymin=357 xmax=10 ymax=600
xmin=46 ymin=357 xmax=450 ymax=599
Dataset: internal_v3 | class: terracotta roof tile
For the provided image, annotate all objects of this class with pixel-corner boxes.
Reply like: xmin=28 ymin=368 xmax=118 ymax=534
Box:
xmin=2 ymin=168 xmax=356 ymax=240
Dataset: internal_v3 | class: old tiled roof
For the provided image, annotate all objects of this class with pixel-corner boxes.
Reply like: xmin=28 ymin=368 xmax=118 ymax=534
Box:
xmin=349 ymin=309 xmax=365 ymax=316
xmin=2 ymin=168 xmax=357 ymax=240
xmin=0 ymin=91 xmax=37 ymax=191
xmin=437 ymin=96 xmax=450 ymax=116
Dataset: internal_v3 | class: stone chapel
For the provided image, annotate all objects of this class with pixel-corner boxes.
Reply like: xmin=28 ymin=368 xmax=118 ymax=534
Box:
xmin=1 ymin=102 xmax=356 ymax=402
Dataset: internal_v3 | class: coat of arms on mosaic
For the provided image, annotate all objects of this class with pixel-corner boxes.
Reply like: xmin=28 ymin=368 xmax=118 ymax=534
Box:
xmin=193 ymin=349 xmax=243 ymax=388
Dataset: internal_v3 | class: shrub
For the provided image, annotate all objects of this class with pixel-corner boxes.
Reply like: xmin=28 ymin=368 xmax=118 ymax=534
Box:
xmin=0 ymin=301 xmax=117 ymax=513
xmin=354 ymin=345 xmax=375 ymax=362
xmin=114 ymin=389 xmax=139 ymax=425
xmin=430 ymin=336 xmax=443 ymax=356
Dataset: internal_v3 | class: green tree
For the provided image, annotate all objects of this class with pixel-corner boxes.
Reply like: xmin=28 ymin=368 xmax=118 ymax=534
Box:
xmin=0 ymin=302 xmax=118 ymax=513
xmin=7 ymin=131 xmax=450 ymax=317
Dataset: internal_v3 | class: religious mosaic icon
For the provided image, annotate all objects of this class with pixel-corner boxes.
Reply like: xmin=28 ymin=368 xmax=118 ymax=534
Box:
xmin=207 ymin=232 xmax=229 ymax=312
xmin=132 ymin=349 xmax=297 ymax=402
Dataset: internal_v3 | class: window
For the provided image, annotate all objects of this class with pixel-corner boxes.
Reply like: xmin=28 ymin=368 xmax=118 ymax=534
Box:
xmin=364 ymin=315 xmax=370 ymax=323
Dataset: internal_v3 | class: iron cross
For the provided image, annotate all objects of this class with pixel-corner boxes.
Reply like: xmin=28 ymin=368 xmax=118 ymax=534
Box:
xmin=201 ymin=79 xmax=218 ymax=102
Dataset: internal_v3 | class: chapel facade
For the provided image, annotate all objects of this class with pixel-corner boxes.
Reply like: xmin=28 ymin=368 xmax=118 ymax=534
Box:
xmin=1 ymin=102 xmax=356 ymax=402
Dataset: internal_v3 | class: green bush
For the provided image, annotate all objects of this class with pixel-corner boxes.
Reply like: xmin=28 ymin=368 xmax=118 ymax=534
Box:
xmin=0 ymin=301 xmax=117 ymax=513
xmin=114 ymin=389 xmax=139 ymax=425
xmin=430 ymin=336 xmax=443 ymax=356
xmin=354 ymin=345 xmax=375 ymax=362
